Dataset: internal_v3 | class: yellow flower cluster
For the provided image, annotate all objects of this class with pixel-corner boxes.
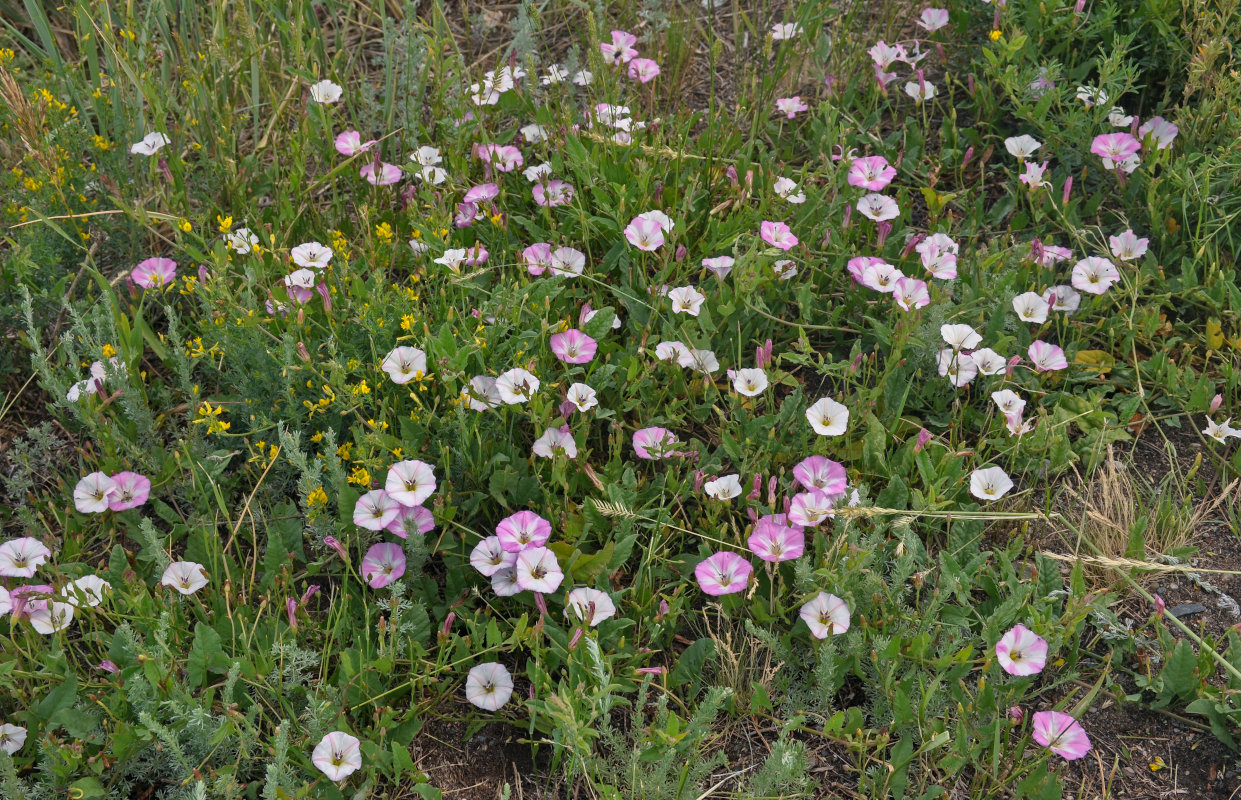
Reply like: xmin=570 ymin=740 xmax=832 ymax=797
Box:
xmin=192 ymin=402 xmax=231 ymax=434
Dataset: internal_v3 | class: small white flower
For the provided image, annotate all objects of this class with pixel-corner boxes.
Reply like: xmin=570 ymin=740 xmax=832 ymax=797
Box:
xmin=969 ymin=466 xmax=1014 ymax=501
xmin=466 ymin=662 xmax=514 ymax=710
xmin=940 ymin=324 xmax=983 ymax=350
xmin=1012 ymin=291 xmax=1050 ymax=323
xmin=729 ymin=368 xmax=769 ymax=397
xmin=1004 ymin=135 xmax=1041 ymax=159
xmin=495 ymin=368 xmax=540 ymax=404
xmin=668 ymin=286 xmax=706 ymax=316
xmin=129 ymin=131 xmax=170 ymax=156
xmin=565 ymin=382 xmax=598 ymax=412
xmin=806 ymin=397 xmax=849 ymax=436
xmin=704 ymin=474 xmax=742 ymax=500
xmin=309 ymin=79 xmax=343 ymax=104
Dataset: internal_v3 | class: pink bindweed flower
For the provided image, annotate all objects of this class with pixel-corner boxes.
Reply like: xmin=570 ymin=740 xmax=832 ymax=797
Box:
xmin=771 ymin=22 xmax=801 ymax=40
xmin=477 ymin=143 xmax=523 ymax=172
xmin=312 ymin=732 xmax=362 ymax=781
xmin=915 ymin=428 xmax=933 ymax=452
xmin=360 ymin=161 xmax=402 ymax=186
xmin=793 ymin=456 xmax=847 ymax=495
xmin=748 ymin=515 xmax=805 ymax=562
xmin=466 ymin=662 xmax=514 ymax=710
xmin=704 ymin=474 xmax=742 ymax=500
xmin=495 ymin=368 xmax=540 ymax=404
xmin=849 ymin=257 xmax=903 ymax=293
xmin=917 ymin=7 xmax=949 ymax=31
xmin=868 ymin=40 xmax=906 ymax=70
xmin=496 ymin=511 xmax=553 ymax=553
xmin=729 ymin=367 xmax=768 ymax=396
xmin=847 ymin=156 xmax=897 ymax=191
xmin=470 ymin=536 xmax=516 ymax=577
xmin=1108 ymin=230 xmax=1148 ymax=262
xmin=600 ymin=29 xmax=639 ymax=65
xmin=523 ymin=243 xmax=553 ymax=275
xmin=995 ymin=624 xmax=1048 ymax=675
xmin=1071 ymin=256 xmax=1120 ymax=295
xmin=1019 ymin=160 xmax=1051 ymax=190
xmin=789 ymin=490 xmax=836 ymax=527
xmin=334 ymin=130 xmax=376 ymax=156
xmin=800 ymin=592 xmax=851 ymax=638
xmin=361 ymin=542 xmax=406 ymax=589
xmin=533 ymin=424 xmax=577 ymax=459
xmin=624 ymin=215 xmax=666 ymax=250
xmin=531 ymin=178 xmax=573 ymax=205
xmin=107 ymin=471 xmax=151 ymax=511
xmin=133 ymin=257 xmax=177 ymax=289
xmin=628 ymin=58 xmax=661 ymax=83
xmin=381 ymin=346 xmax=428 ymax=385
xmin=1043 ymin=285 xmax=1081 ymax=313
xmin=1090 ymin=133 xmax=1141 ymax=169
xmin=514 ymin=546 xmax=564 ymax=593
xmin=971 ymin=348 xmax=1007 ymax=376
xmin=463 ymin=183 xmax=499 ymax=205
xmin=1031 ymin=711 xmax=1093 ymax=761
xmin=386 ymin=460 xmax=436 ymax=507
xmin=917 ymin=233 xmax=959 ymax=279
xmin=387 ymin=504 xmax=435 ymax=538
xmin=353 ymin=490 xmax=401 ymax=530
xmin=550 ymin=329 xmax=598 ymax=364
xmin=760 ymin=220 xmax=798 ymax=250
xmin=695 ymin=551 xmax=753 ymax=596
xmin=893 ymin=276 xmax=930 ymax=311
xmin=702 ymin=256 xmax=734 ymax=279
xmin=633 ymin=427 xmax=679 ymax=459
xmin=856 ymin=193 xmax=899 ymax=222
xmin=1138 ymin=116 xmax=1178 ymax=149
xmin=775 ymin=96 xmax=809 ymax=118
xmin=74 ymin=472 xmax=117 ymax=513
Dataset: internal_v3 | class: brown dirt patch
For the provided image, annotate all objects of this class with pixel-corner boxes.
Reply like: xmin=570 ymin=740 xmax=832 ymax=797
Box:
xmin=411 ymin=717 xmax=557 ymax=800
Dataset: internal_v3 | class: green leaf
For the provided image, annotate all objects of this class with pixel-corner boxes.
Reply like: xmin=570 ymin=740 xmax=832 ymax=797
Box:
xmin=188 ymin=622 xmax=223 ymax=688
xmin=670 ymin=637 xmax=715 ymax=688
xmin=34 ymin=673 xmax=77 ymax=722
xmin=1158 ymin=640 xmax=1199 ymax=703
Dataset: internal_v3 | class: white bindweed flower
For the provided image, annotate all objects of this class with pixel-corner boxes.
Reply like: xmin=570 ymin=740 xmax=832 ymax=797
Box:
xmin=799 ymin=592 xmax=851 ymax=638
xmin=309 ymin=79 xmax=343 ymax=104
xmin=940 ymin=324 xmax=983 ymax=350
xmin=495 ymin=368 xmax=540 ymax=404
xmin=312 ymin=731 xmax=362 ymax=781
xmin=729 ymin=368 xmax=769 ymax=397
xmin=565 ymin=382 xmax=599 ymax=412
xmin=566 ymin=587 xmax=617 ymax=626
xmin=1004 ymin=135 xmax=1041 ymax=159
xmin=969 ymin=466 xmax=1014 ymax=501
xmin=129 ymin=131 xmax=171 ymax=156
xmin=704 ymin=474 xmax=742 ymax=501
xmin=380 ymin=346 xmax=427 ymax=385
xmin=1012 ymin=291 xmax=1050 ymax=323
xmin=161 ymin=561 xmax=209 ymax=595
xmin=466 ymin=662 xmax=514 ymax=710
xmin=806 ymin=397 xmax=849 ymax=436
xmin=74 ymin=472 xmax=117 ymax=513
